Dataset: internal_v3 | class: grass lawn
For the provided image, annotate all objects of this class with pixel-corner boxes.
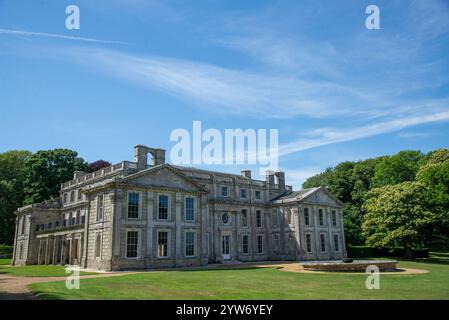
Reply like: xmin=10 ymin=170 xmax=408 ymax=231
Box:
xmin=0 ymin=263 xmax=96 ymax=277
xmin=30 ymin=253 xmax=449 ymax=300
xmin=0 ymin=258 xmax=12 ymax=265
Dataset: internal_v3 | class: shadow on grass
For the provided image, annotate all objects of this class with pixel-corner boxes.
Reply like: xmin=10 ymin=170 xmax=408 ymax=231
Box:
xmin=389 ymin=252 xmax=449 ymax=266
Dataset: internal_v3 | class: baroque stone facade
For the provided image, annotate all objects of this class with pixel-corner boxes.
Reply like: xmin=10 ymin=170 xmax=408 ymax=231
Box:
xmin=12 ymin=145 xmax=346 ymax=271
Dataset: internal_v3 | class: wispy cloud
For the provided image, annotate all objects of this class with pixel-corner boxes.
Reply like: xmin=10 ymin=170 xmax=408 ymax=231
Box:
xmin=278 ymin=110 xmax=449 ymax=156
xmin=0 ymin=28 xmax=128 ymax=45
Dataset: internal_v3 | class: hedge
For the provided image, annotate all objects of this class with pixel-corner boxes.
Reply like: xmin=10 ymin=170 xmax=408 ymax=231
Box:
xmin=347 ymin=246 xmax=429 ymax=258
xmin=0 ymin=244 xmax=13 ymax=255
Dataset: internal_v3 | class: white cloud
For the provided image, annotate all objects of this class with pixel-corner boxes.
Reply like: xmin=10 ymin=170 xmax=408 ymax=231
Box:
xmin=0 ymin=28 xmax=128 ymax=45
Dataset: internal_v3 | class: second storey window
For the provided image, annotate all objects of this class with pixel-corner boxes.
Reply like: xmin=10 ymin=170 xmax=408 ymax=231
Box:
xmin=319 ymin=209 xmax=324 ymax=226
xmin=256 ymin=210 xmax=262 ymax=228
xmin=70 ymin=190 xmax=75 ymax=202
xmin=221 ymin=186 xmax=229 ymax=197
xmin=97 ymin=194 xmax=104 ymax=221
xmin=241 ymin=209 xmax=248 ymax=227
xmin=158 ymin=231 xmax=168 ymax=257
xmin=126 ymin=231 xmax=139 ymax=258
xmin=128 ymin=192 xmax=140 ymax=219
xmin=185 ymin=197 xmax=194 ymax=221
xmin=158 ymin=195 xmax=169 ymax=220
xmin=78 ymin=188 xmax=82 ymax=201
xmin=63 ymin=193 xmax=68 ymax=204
xmin=304 ymin=208 xmax=310 ymax=226
xmin=240 ymin=188 xmax=247 ymax=199
xmin=255 ymin=190 xmax=261 ymax=200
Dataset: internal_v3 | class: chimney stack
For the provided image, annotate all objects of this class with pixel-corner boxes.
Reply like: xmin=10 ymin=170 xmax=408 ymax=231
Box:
xmin=241 ymin=170 xmax=252 ymax=179
xmin=265 ymin=170 xmax=275 ymax=187
xmin=134 ymin=145 xmax=166 ymax=170
xmin=276 ymin=171 xmax=285 ymax=190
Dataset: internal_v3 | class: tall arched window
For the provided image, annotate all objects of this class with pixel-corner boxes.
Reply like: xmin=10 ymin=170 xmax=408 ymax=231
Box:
xmin=95 ymin=234 xmax=101 ymax=258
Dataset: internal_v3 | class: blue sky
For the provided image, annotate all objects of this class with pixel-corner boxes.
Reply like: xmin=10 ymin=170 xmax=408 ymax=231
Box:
xmin=1 ymin=0 xmax=449 ymax=187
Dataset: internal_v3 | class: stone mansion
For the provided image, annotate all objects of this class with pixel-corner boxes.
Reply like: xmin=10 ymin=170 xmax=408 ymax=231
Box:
xmin=12 ymin=145 xmax=346 ymax=271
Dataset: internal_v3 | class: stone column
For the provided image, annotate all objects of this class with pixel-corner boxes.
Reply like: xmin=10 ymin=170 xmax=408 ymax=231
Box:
xmin=146 ymin=191 xmax=154 ymax=266
xmin=327 ymin=208 xmax=333 ymax=260
xmin=340 ymin=208 xmax=347 ymax=258
xmin=52 ymin=236 xmax=58 ymax=265
xmin=175 ymin=192 xmax=182 ymax=266
xmin=200 ymin=194 xmax=208 ymax=265
xmin=44 ymin=236 xmax=50 ymax=264
xmin=313 ymin=206 xmax=319 ymax=260
xmin=111 ymin=190 xmax=123 ymax=270
xmin=37 ymin=239 xmax=42 ymax=265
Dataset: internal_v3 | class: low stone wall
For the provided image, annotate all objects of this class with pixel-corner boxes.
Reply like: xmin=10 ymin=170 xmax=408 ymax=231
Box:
xmin=302 ymin=260 xmax=398 ymax=272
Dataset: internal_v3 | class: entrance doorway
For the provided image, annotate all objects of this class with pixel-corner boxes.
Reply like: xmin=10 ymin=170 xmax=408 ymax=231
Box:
xmin=222 ymin=235 xmax=231 ymax=260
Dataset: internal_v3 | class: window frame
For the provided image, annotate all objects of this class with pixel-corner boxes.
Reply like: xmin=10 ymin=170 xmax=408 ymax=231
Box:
xmin=320 ymin=233 xmax=326 ymax=252
xmin=254 ymin=190 xmax=261 ymax=200
xmin=332 ymin=210 xmax=337 ymax=227
xmin=158 ymin=194 xmax=170 ymax=220
xmin=305 ymin=233 xmax=312 ymax=253
xmin=157 ymin=230 xmax=170 ymax=258
xmin=126 ymin=229 xmax=140 ymax=259
xmin=257 ymin=235 xmax=264 ymax=254
xmin=97 ymin=194 xmax=104 ymax=221
xmin=241 ymin=209 xmax=248 ymax=227
xmin=242 ymin=234 xmax=249 ymax=255
xmin=256 ymin=210 xmax=262 ymax=228
xmin=127 ymin=191 xmax=141 ymax=220
xmin=240 ymin=188 xmax=247 ymax=199
xmin=318 ymin=209 xmax=324 ymax=226
xmin=333 ymin=234 xmax=340 ymax=252
xmin=220 ymin=185 xmax=229 ymax=198
xmin=184 ymin=196 xmax=195 ymax=222
xmin=185 ymin=231 xmax=196 ymax=257
xmin=304 ymin=207 xmax=310 ymax=226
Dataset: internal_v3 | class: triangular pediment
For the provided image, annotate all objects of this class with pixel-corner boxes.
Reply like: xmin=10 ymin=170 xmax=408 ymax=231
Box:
xmin=300 ymin=187 xmax=343 ymax=207
xmin=120 ymin=164 xmax=206 ymax=193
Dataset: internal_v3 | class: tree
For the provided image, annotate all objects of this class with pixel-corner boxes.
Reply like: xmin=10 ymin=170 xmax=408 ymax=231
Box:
xmin=416 ymin=149 xmax=449 ymax=250
xmin=0 ymin=150 xmax=32 ymax=244
xmin=23 ymin=149 xmax=89 ymax=205
xmin=371 ymin=150 xmax=424 ymax=188
xmin=88 ymin=160 xmax=112 ymax=172
xmin=362 ymin=182 xmax=436 ymax=257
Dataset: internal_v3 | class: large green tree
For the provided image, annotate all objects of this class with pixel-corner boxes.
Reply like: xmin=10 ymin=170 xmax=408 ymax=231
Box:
xmin=362 ymin=182 xmax=437 ymax=257
xmin=23 ymin=149 xmax=89 ymax=205
xmin=0 ymin=150 xmax=32 ymax=244
xmin=371 ymin=150 xmax=425 ymax=188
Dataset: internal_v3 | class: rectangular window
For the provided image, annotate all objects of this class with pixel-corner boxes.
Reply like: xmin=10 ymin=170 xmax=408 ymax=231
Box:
xmin=158 ymin=231 xmax=169 ymax=257
xmin=286 ymin=210 xmax=292 ymax=225
xmin=76 ymin=210 xmax=80 ymax=224
xmin=256 ymin=210 xmax=262 ymax=228
xmin=240 ymin=188 xmax=247 ymax=199
xmin=77 ymin=188 xmax=82 ymax=200
xmin=185 ymin=197 xmax=194 ymax=221
xmin=221 ymin=186 xmax=228 ymax=197
xmin=257 ymin=235 xmax=263 ymax=254
xmin=185 ymin=232 xmax=195 ymax=257
xmin=70 ymin=190 xmax=75 ymax=202
xmin=70 ymin=212 xmax=75 ymax=226
xmin=126 ymin=231 xmax=139 ymax=258
xmin=241 ymin=209 xmax=248 ymax=227
xmin=334 ymin=234 xmax=340 ymax=252
xmin=128 ymin=192 xmax=140 ymax=219
xmin=332 ymin=210 xmax=337 ymax=227
xmin=242 ymin=235 xmax=249 ymax=254
xmin=158 ymin=195 xmax=169 ymax=220
xmin=320 ymin=234 xmax=326 ymax=252
xmin=319 ymin=209 xmax=324 ymax=226
xmin=304 ymin=208 xmax=310 ymax=226
xmin=306 ymin=234 xmax=312 ymax=253
xmin=63 ymin=193 xmax=68 ymax=204
xmin=97 ymin=194 xmax=104 ymax=221
xmin=255 ymin=190 xmax=261 ymax=200
xmin=81 ymin=215 xmax=85 ymax=224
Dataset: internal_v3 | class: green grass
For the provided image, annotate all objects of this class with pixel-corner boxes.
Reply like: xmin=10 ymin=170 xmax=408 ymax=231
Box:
xmin=0 ymin=258 xmax=12 ymax=265
xmin=0 ymin=264 xmax=96 ymax=277
xmin=30 ymin=253 xmax=449 ymax=300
